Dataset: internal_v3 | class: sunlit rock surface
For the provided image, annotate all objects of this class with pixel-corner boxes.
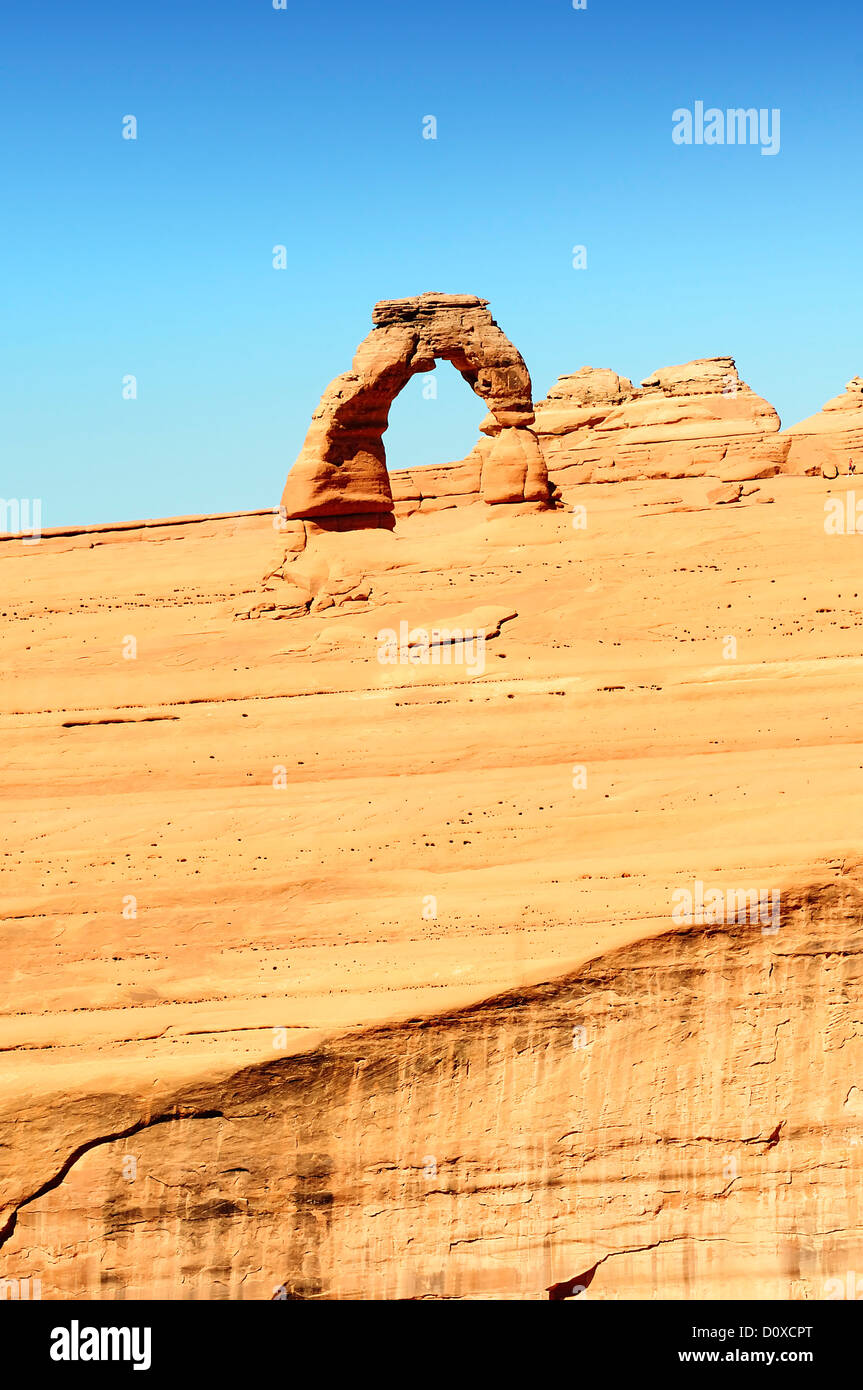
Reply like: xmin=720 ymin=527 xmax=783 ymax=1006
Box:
xmin=2 ymin=475 xmax=862 ymax=1299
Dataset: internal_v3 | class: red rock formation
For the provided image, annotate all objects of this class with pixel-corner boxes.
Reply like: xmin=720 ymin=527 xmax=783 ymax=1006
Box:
xmin=390 ymin=458 xmax=483 ymax=515
xmin=783 ymin=377 xmax=863 ymax=476
xmin=533 ymin=357 xmax=788 ymax=495
xmin=4 ymin=484 xmax=863 ymax=1300
xmin=280 ymin=293 xmax=549 ymax=523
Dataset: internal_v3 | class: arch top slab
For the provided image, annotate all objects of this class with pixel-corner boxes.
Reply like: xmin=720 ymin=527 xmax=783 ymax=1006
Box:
xmin=281 ymin=292 xmax=548 ymax=523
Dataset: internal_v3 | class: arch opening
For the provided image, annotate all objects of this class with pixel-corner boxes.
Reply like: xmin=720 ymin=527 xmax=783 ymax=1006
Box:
xmin=383 ymin=359 xmax=491 ymax=477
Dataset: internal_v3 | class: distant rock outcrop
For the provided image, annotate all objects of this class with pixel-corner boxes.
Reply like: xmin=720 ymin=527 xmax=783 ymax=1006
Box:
xmin=281 ymin=293 xmax=550 ymax=525
xmin=533 ymin=357 xmax=788 ymax=491
xmin=783 ymin=377 xmax=863 ymax=477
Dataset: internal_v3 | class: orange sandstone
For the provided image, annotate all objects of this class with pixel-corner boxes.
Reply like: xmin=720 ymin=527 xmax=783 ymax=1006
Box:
xmin=1 ymin=471 xmax=863 ymax=1299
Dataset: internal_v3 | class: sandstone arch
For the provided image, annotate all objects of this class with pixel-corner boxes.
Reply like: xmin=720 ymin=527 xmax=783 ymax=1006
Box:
xmin=280 ymin=293 xmax=549 ymax=524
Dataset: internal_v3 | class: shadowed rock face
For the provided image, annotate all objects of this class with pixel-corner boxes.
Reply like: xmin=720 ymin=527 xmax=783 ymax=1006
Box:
xmin=4 ymin=880 xmax=861 ymax=1300
xmin=280 ymin=293 xmax=549 ymax=523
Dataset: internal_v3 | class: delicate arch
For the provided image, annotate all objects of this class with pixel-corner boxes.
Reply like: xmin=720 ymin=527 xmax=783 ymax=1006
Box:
xmin=280 ymin=293 xmax=549 ymax=523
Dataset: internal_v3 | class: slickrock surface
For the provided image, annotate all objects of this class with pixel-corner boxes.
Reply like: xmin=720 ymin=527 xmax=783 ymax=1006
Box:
xmin=389 ymin=457 xmax=485 ymax=515
xmin=783 ymin=378 xmax=863 ymax=477
xmin=533 ymin=358 xmax=788 ymax=496
xmin=2 ymin=475 xmax=863 ymax=1300
xmin=281 ymin=293 xmax=549 ymax=524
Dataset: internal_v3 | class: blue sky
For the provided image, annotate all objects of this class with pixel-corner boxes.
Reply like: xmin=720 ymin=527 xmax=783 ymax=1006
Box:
xmin=1 ymin=0 xmax=861 ymax=527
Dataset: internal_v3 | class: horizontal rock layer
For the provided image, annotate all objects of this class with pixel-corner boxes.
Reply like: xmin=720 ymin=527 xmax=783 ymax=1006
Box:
xmin=532 ymin=358 xmax=788 ymax=494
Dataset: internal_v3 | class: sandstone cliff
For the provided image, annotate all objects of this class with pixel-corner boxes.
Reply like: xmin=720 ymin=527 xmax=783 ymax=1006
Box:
xmin=532 ymin=357 xmax=788 ymax=496
xmin=2 ymin=474 xmax=863 ymax=1298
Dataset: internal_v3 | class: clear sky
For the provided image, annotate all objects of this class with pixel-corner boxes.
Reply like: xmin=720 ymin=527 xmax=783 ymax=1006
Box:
xmin=2 ymin=0 xmax=861 ymax=527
